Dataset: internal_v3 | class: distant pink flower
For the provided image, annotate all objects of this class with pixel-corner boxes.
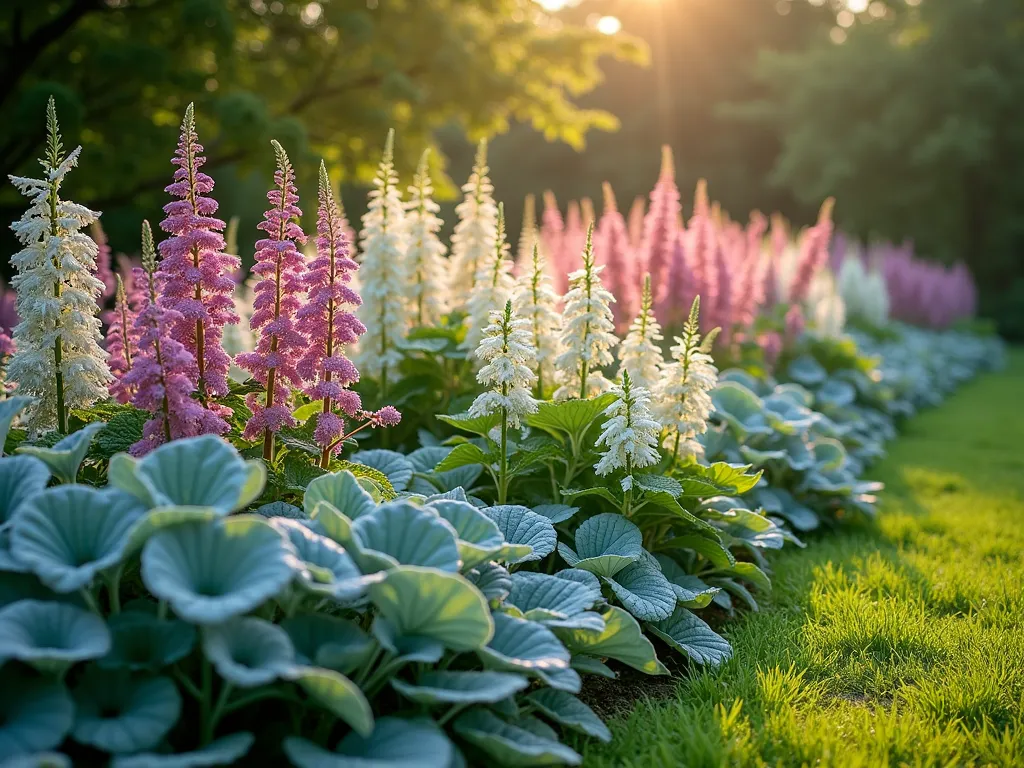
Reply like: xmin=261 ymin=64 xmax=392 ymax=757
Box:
xmin=733 ymin=211 xmax=768 ymax=329
xmin=627 ymin=196 xmax=645 ymax=251
xmin=640 ymin=146 xmax=681 ymax=308
xmin=784 ymin=304 xmax=805 ymax=347
xmin=763 ymin=212 xmax=788 ymax=308
xmin=685 ymin=179 xmax=718 ymax=320
xmin=295 ymin=162 xmax=367 ymax=466
xmin=557 ymin=200 xmax=586 ymax=294
xmin=759 ymin=331 xmax=782 ymax=368
xmin=369 ymin=405 xmax=402 ymax=427
xmin=788 ymin=198 xmax=835 ymax=305
xmin=126 ymin=221 xmax=228 ymax=456
xmin=236 ymin=141 xmax=308 ymax=456
xmin=156 ymin=103 xmax=240 ymax=404
xmin=90 ymin=221 xmax=116 ymax=301
xmin=594 ymin=183 xmax=636 ymax=329
xmin=660 ymin=231 xmax=696 ymax=327
xmin=540 ymin=191 xmax=564 ymax=287
xmin=107 ymin=273 xmax=144 ymax=404
xmin=0 ymin=331 xmax=14 ymax=359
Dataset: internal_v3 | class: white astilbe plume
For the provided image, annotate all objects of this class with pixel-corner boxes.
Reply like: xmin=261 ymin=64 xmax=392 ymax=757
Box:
xmin=512 ymin=243 xmax=563 ymax=397
xmin=554 ymin=225 xmax=619 ymax=400
xmin=617 ymin=273 xmax=664 ymax=391
xmin=469 ymin=300 xmax=538 ymax=428
xmin=516 ymin=193 xmax=538 ymax=269
xmin=404 ymin=149 xmax=448 ymax=326
xmin=655 ymin=296 xmax=719 ymax=461
xmin=838 ymin=250 xmax=889 ymax=327
xmin=449 ymin=140 xmax=498 ymax=306
xmin=463 ymin=203 xmax=515 ymax=354
xmin=7 ymin=98 xmax=112 ymax=432
xmin=594 ymin=370 xmax=662 ymax=491
xmin=807 ymin=270 xmax=846 ymax=339
xmin=355 ymin=129 xmax=408 ymax=386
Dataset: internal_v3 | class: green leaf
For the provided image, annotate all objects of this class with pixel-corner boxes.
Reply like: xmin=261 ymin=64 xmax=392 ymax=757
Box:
xmin=90 ymin=408 xmax=147 ymax=460
xmin=350 ymin=502 xmax=461 ymax=573
xmin=478 ymin=613 xmax=571 ymax=677
xmin=531 ymin=504 xmax=578 ymax=524
xmin=391 ymin=671 xmax=528 ymax=705
xmin=712 ymin=561 xmax=772 ymax=593
xmin=526 ymin=394 xmax=616 ymax=443
xmin=292 ymin=400 xmax=325 ymax=422
xmin=570 ymin=655 xmax=617 ymax=679
xmin=484 ymin=505 xmax=557 ymax=564
xmin=603 ymin=561 xmax=676 ymax=621
xmin=437 ymin=412 xmax=501 ymax=438
xmin=647 ymin=607 xmax=733 ymax=666
xmin=284 ymin=718 xmax=453 ymax=768
xmin=526 ymin=689 xmax=612 ymax=742
xmin=560 ymin=486 xmax=620 ymax=507
xmin=675 ymin=462 xmax=762 ymax=497
xmin=559 ymin=606 xmax=668 ymax=676
xmin=17 ymin=422 xmax=106 ymax=484
xmin=633 ymin=474 xmax=683 ymax=497
xmin=289 ymin=666 xmax=374 ymax=737
xmin=434 ymin=443 xmax=492 ymax=473
xmin=558 ymin=513 xmax=642 ymax=577
xmin=638 ymin=491 xmax=718 ymax=535
xmin=453 ymin=709 xmax=582 ymax=766
xmin=0 ymin=396 xmax=33 ymax=456
xmin=426 ymin=499 xmax=505 ymax=571
xmin=654 ymin=556 xmax=721 ymax=609
xmin=350 ymin=450 xmax=414 ymax=492
xmin=304 ymin=470 xmax=377 ymax=520
xmin=657 ymin=534 xmax=736 ymax=569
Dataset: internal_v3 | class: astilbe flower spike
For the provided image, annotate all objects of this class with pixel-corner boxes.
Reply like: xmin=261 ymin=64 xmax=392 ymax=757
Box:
xmin=512 ymin=244 xmax=563 ymax=398
xmin=403 ymin=149 xmax=449 ymax=326
xmin=354 ymin=130 xmax=409 ymax=397
xmin=558 ymin=201 xmax=585 ymax=294
xmin=617 ymin=274 xmax=664 ymax=392
xmin=124 ymin=221 xmax=228 ymax=456
xmin=107 ymin=274 xmax=141 ymax=404
xmin=654 ymin=296 xmax=719 ymax=463
xmin=553 ymin=224 xmax=619 ymax=400
xmin=236 ymin=141 xmax=308 ymax=461
xmin=7 ymin=97 xmax=112 ymax=433
xmin=684 ymin=179 xmax=719 ymax=325
xmin=594 ymin=183 xmax=637 ymax=329
xmin=463 ymin=203 xmax=515 ymax=354
xmin=788 ymin=198 xmax=835 ymax=305
xmin=296 ymin=161 xmax=368 ymax=468
xmin=516 ymin=193 xmax=538 ymax=272
xmin=640 ymin=146 xmax=682 ymax=308
xmin=540 ymin=190 xmax=565 ymax=283
xmin=156 ymin=103 xmax=240 ymax=405
xmin=449 ymin=140 xmax=498 ymax=306
xmin=627 ymin=196 xmax=645 ymax=250
xmin=468 ymin=299 xmax=538 ymax=505
xmin=89 ymin=220 xmax=116 ymax=301
xmin=595 ymin=370 xmax=662 ymax=494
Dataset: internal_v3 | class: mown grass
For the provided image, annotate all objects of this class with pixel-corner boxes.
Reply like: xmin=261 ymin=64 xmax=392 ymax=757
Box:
xmin=579 ymin=350 xmax=1024 ymax=767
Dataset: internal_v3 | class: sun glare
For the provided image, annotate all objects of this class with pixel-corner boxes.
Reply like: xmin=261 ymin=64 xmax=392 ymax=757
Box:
xmin=596 ymin=15 xmax=622 ymax=35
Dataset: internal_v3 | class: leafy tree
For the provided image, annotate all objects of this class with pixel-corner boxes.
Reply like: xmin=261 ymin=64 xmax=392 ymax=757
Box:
xmin=0 ymin=0 xmax=645 ymax=259
xmin=735 ymin=0 xmax=1024 ymax=331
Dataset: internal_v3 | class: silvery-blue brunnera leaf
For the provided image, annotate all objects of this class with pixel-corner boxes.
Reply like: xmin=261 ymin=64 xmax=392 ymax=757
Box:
xmin=0 ymin=666 xmax=74 ymax=758
xmin=110 ymin=732 xmax=254 ymax=768
xmin=282 ymin=613 xmax=372 ymax=674
xmin=16 ymin=422 xmax=106 ymax=484
xmin=558 ymin=513 xmax=642 ymax=577
xmin=453 ymin=709 xmax=581 ymax=766
xmin=284 ymin=717 xmax=453 ymax=768
xmin=425 ymin=499 xmax=504 ymax=571
xmin=465 ymin=562 xmax=512 ymax=602
xmin=99 ymin=610 xmax=196 ymax=671
xmin=711 ymin=383 xmax=772 ymax=438
xmin=0 ymin=599 xmax=110 ymax=673
xmin=477 ymin=612 xmax=570 ymax=676
xmin=603 ymin=561 xmax=676 ymax=621
xmin=391 ymin=670 xmax=529 ymax=705
xmin=271 ymin=518 xmax=373 ymax=601
xmin=647 ymin=606 xmax=733 ymax=666
xmin=526 ymin=689 xmax=612 ymax=742
xmin=787 ymin=355 xmax=828 ymax=387
xmin=507 ymin=571 xmax=598 ymax=619
xmin=350 ymin=449 xmax=414 ymax=492
xmin=531 ymin=504 xmax=578 ymax=524
xmin=0 ymin=455 xmax=50 ymax=531
xmin=483 ymin=505 xmax=556 ymax=564
xmin=71 ymin=668 xmax=181 ymax=753
xmin=304 ymin=470 xmax=377 ymax=521
xmin=558 ymin=605 xmax=668 ymax=675
xmin=350 ymin=502 xmax=460 ymax=573
xmin=202 ymin=616 xmax=297 ymax=687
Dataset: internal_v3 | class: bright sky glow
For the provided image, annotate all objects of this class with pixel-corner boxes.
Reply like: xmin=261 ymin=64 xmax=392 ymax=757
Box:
xmin=846 ymin=0 xmax=869 ymax=12
xmin=596 ymin=15 xmax=622 ymax=35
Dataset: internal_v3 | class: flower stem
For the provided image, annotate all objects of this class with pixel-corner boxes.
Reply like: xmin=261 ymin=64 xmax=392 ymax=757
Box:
xmin=200 ymin=658 xmax=214 ymax=745
xmin=498 ymin=402 xmax=509 ymax=505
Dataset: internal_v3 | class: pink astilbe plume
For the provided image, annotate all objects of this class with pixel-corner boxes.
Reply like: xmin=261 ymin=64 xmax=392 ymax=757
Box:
xmin=733 ymin=211 xmax=768 ymax=330
xmin=788 ymin=198 xmax=835 ymax=305
xmin=784 ymin=304 xmax=805 ymax=347
xmin=763 ymin=212 xmax=788 ymax=308
xmin=627 ymin=196 xmax=645 ymax=251
xmin=685 ymin=179 xmax=719 ymax=322
xmin=90 ymin=221 xmax=116 ymax=301
xmin=594 ymin=183 xmax=636 ymax=330
xmin=540 ymin=191 xmax=564 ymax=283
xmin=640 ymin=146 xmax=682 ymax=307
xmin=236 ymin=140 xmax=308 ymax=460
xmin=107 ymin=274 xmax=143 ymax=404
xmin=296 ymin=161 xmax=368 ymax=468
xmin=557 ymin=200 xmax=585 ymax=293
xmin=661 ymin=231 xmax=696 ymax=327
xmin=156 ymin=103 xmax=240 ymax=404
xmin=126 ymin=221 xmax=228 ymax=456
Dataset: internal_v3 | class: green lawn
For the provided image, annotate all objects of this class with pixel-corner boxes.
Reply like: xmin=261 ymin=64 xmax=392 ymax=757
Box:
xmin=580 ymin=350 xmax=1024 ymax=768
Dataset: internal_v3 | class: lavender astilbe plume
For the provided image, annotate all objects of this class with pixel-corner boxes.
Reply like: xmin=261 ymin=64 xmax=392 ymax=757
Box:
xmin=296 ymin=161 xmax=367 ymax=468
xmin=89 ymin=221 xmax=116 ymax=301
xmin=640 ymin=146 xmax=682 ymax=308
xmin=156 ymin=103 xmax=240 ymax=405
xmin=126 ymin=221 xmax=228 ymax=456
xmin=877 ymin=241 xmax=977 ymax=328
xmin=107 ymin=275 xmax=141 ymax=404
xmin=236 ymin=140 xmax=308 ymax=461
xmin=594 ymin=183 xmax=636 ymax=329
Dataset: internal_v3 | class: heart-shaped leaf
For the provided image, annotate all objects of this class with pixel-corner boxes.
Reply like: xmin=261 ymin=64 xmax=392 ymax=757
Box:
xmin=478 ymin=613 xmax=570 ymax=676
xmin=526 ymin=689 xmax=611 ymax=742
xmin=425 ymin=499 xmax=504 ymax=571
xmin=558 ymin=605 xmax=668 ymax=675
xmin=71 ymin=668 xmax=181 ymax=753
xmin=559 ymin=513 xmax=642 ymax=577
xmin=603 ymin=561 xmax=676 ymax=621
xmin=507 ymin=572 xmax=598 ymax=620
xmin=351 ymin=502 xmax=461 ymax=573
xmin=647 ymin=606 xmax=733 ymax=666
xmin=483 ymin=505 xmax=556 ymax=564
xmin=526 ymin=394 xmax=616 ymax=443
xmin=453 ymin=709 xmax=581 ymax=767
xmin=350 ymin=450 xmax=414 ymax=492
xmin=304 ymin=470 xmax=377 ymax=520
xmin=465 ymin=562 xmax=512 ymax=602
xmin=0 ymin=599 xmax=111 ymax=673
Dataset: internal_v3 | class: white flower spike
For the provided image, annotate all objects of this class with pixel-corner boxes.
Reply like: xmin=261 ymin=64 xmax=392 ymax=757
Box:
xmin=512 ymin=243 xmax=563 ymax=397
xmin=449 ymin=140 xmax=498 ymax=308
xmin=463 ymin=202 xmax=515 ymax=354
xmin=617 ymin=272 xmax=664 ymax=391
xmin=404 ymin=149 xmax=449 ymax=326
xmin=468 ymin=299 xmax=538 ymax=429
xmin=594 ymin=370 xmax=662 ymax=492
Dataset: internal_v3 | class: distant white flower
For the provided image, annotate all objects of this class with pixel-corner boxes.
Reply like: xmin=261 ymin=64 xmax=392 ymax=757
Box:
xmin=807 ymin=270 xmax=846 ymax=339
xmin=554 ymin=226 xmax=619 ymax=400
xmin=463 ymin=203 xmax=515 ymax=354
xmin=617 ymin=273 xmax=664 ymax=391
xmin=449 ymin=140 xmax=498 ymax=308
xmin=594 ymin=370 xmax=662 ymax=491
xmin=404 ymin=149 xmax=448 ymax=326
xmin=512 ymin=242 xmax=563 ymax=397
xmin=468 ymin=300 xmax=538 ymax=428
xmin=354 ymin=129 xmax=409 ymax=385
xmin=838 ymin=250 xmax=889 ymax=327
xmin=654 ymin=296 xmax=719 ymax=461
xmin=7 ymin=98 xmax=112 ymax=432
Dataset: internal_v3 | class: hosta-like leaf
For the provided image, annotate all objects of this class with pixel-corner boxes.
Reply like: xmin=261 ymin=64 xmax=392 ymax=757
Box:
xmin=111 ymin=732 xmax=254 ymax=768
xmin=772 ymin=382 xmax=814 ymax=407
xmin=559 ymin=605 xmax=668 ymax=675
xmin=12 ymin=486 xmax=146 ymax=593
xmin=202 ymin=617 xmax=296 ymax=687
xmin=406 ymin=446 xmax=451 ymax=473
xmin=288 ymin=666 xmax=373 ymax=737
xmin=484 ymin=505 xmax=556 ymax=564
xmin=0 ymin=456 xmax=50 ymax=531
xmin=571 ymin=655 xmax=616 ymax=679
xmin=658 ymin=534 xmax=736 ymax=569
xmin=369 ymin=566 xmax=493 ymax=651
xmin=17 ymin=422 xmax=105 ymax=484
xmin=0 ymin=667 xmax=74 ymax=758
xmin=817 ymin=378 xmax=857 ymax=408
xmin=141 ymin=517 xmax=293 ymax=624
xmin=71 ymin=668 xmax=181 ymax=753
xmin=109 ymin=435 xmax=264 ymax=513
xmin=284 ymin=717 xmax=453 ymax=768
xmin=99 ymin=611 xmax=196 ymax=671
xmin=526 ymin=689 xmax=612 ymax=742
xmin=271 ymin=518 xmax=372 ymax=600
xmin=303 ymin=470 xmax=377 ymax=520
xmin=392 ymin=670 xmax=528 ymax=705
xmin=559 ymin=513 xmax=642 ymax=577
xmin=350 ymin=450 xmax=414 ymax=492
xmin=526 ymin=394 xmax=616 ymax=443
xmin=0 ymin=599 xmax=110 ymax=673
xmin=654 ymin=556 xmax=720 ymax=608
xmin=760 ymin=488 xmax=819 ymax=532
xmin=454 ymin=709 xmax=581 ymax=767
xmin=479 ymin=613 xmax=570 ymax=675
xmin=351 ymin=502 xmax=461 ymax=572
xmin=507 ymin=572 xmax=598 ymax=619
xmin=282 ymin=613 xmax=372 ymax=674
xmin=813 ymin=438 xmax=848 ymax=472
xmin=787 ymin=355 xmax=828 ymax=387
xmin=647 ymin=606 xmax=733 ymax=666
xmin=711 ymin=383 xmax=772 ymax=437
xmin=603 ymin=561 xmax=676 ymax=621
xmin=253 ymin=501 xmax=305 ymax=520
xmin=531 ymin=504 xmax=578 ymax=524
xmin=426 ymin=499 xmax=504 ymax=571
xmin=466 ymin=562 xmax=512 ymax=601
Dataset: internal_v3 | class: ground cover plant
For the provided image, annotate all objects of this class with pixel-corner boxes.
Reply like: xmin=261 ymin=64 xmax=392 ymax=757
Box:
xmin=0 ymin=100 xmax=1004 ymax=766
